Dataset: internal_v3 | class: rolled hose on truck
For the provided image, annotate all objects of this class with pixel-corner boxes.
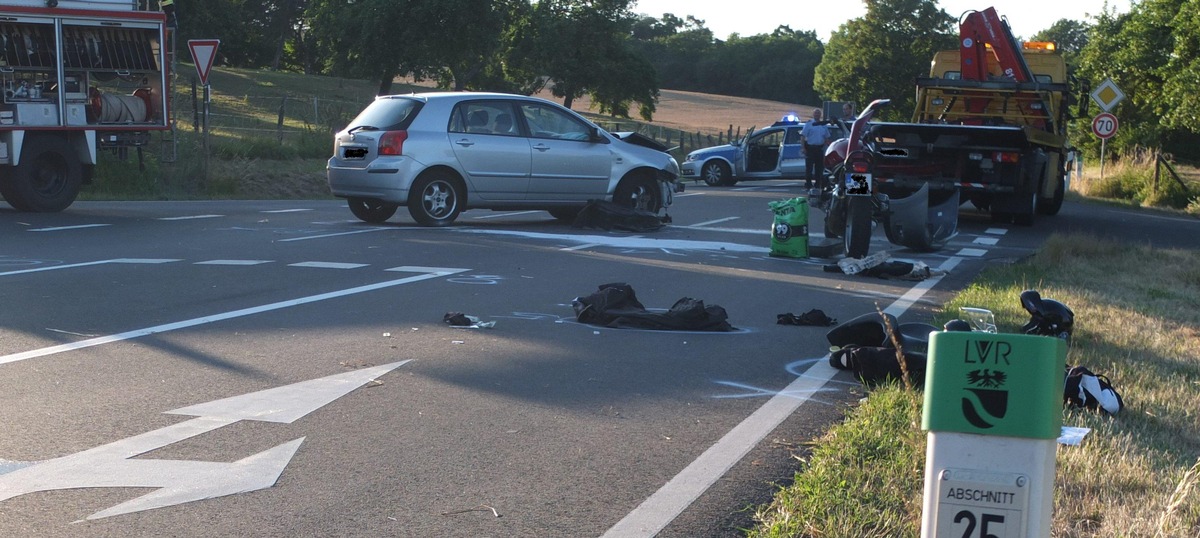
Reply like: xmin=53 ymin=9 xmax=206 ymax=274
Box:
xmin=89 ymin=87 xmax=154 ymax=123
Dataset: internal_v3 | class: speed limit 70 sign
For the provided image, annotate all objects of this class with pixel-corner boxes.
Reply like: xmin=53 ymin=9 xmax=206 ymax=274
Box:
xmin=1092 ymin=113 xmax=1118 ymax=139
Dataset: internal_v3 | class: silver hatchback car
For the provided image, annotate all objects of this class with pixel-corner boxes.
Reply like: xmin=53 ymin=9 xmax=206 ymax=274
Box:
xmin=327 ymin=92 xmax=680 ymax=225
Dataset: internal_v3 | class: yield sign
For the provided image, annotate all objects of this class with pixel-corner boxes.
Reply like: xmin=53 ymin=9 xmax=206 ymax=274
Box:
xmin=188 ymin=39 xmax=221 ymax=85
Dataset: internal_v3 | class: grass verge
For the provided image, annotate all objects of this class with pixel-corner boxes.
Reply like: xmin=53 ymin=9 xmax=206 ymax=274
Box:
xmin=749 ymin=233 xmax=1200 ymax=537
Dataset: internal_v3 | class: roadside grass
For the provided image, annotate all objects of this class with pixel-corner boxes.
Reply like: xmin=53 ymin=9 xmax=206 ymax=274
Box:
xmin=1072 ymin=148 xmax=1200 ymax=215
xmin=749 ymin=234 xmax=1200 ymax=537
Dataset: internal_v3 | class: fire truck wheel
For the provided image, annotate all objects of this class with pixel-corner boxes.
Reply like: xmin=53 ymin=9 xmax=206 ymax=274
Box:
xmin=9 ymin=136 xmax=82 ymax=213
xmin=0 ymin=171 xmax=32 ymax=211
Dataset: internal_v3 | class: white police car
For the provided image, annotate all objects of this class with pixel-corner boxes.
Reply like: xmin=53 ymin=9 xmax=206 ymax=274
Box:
xmin=680 ymin=115 xmax=844 ymax=187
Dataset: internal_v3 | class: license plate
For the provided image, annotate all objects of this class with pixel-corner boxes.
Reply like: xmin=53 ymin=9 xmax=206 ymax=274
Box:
xmin=342 ymin=147 xmax=368 ymax=159
xmin=845 ymin=172 xmax=872 ymax=195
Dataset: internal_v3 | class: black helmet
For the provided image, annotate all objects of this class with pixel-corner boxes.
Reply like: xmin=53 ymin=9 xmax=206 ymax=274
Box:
xmin=943 ymin=319 xmax=972 ymax=332
xmin=1019 ymin=290 xmax=1074 ymax=340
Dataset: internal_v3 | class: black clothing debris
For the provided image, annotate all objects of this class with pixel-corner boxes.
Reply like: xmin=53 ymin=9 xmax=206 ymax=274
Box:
xmin=572 ymin=283 xmax=735 ymax=331
xmin=777 ymin=309 xmax=838 ymax=327
xmin=829 ymin=345 xmax=926 ymax=386
xmin=444 ymin=312 xmax=472 ymax=326
xmin=572 ymin=200 xmax=668 ymax=232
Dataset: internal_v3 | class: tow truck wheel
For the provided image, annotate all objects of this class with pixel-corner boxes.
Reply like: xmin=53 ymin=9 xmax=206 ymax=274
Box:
xmin=844 ymin=196 xmax=873 ymax=258
xmin=8 ymin=135 xmax=82 ymax=213
xmin=1037 ymin=173 xmax=1065 ymax=216
xmin=701 ymin=161 xmax=734 ymax=187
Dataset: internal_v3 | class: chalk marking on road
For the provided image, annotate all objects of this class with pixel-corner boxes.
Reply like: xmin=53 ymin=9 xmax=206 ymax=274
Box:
xmin=156 ymin=215 xmax=224 ymax=221
xmin=28 ymin=224 xmax=111 ymax=232
xmin=602 ymin=256 xmax=963 ymax=538
xmin=277 ymin=227 xmax=391 ymax=242
xmin=0 ymin=361 xmax=409 ymax=520
xmin=0 ymin=267 xmax=469 ymax=367
xmin=689 ymin=216 xmax=740 ymax=227
xmin=0 ymin=258 xmax=180 ymax=277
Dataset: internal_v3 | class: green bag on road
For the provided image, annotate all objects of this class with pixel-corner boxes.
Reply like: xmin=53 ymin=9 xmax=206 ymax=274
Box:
xmin=769 ymin=197 xmax=809 ymax=258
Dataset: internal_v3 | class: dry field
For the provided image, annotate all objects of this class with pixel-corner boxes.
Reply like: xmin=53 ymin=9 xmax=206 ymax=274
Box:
xmin=541 ymin=88 xmax=820 ymax=135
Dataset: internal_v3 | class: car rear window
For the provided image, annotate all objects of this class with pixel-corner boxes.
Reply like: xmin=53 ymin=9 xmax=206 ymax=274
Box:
xmin=348 ymin=97 xmax=423 ymax=131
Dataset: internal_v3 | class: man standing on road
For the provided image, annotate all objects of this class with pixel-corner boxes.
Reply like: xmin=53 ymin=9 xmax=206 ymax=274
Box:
xmin=801 ymin=108 xmax=831 ymax=195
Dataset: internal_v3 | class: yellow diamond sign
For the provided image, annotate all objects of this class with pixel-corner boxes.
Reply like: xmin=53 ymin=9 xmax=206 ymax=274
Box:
xmin=1091 ymin=78 xmax=1125 ymax=112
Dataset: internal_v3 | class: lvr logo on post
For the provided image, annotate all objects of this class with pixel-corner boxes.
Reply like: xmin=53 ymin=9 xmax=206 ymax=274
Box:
xmin=961 ymin=340 xmax=1012 ymax=429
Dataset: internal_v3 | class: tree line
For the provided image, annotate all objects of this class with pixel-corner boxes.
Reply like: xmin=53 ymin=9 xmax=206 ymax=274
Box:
xmin=173 ymin=0 xmax=1197 ymax=161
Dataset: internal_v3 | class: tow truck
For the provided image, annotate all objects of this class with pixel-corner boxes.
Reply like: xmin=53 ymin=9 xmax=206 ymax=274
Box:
xmin=823 ymin=6 xmax=1083 ymax=257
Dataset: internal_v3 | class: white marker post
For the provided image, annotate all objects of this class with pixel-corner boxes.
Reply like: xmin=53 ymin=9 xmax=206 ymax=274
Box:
xmin=920 ymin=332 xmax=1065 ymax=537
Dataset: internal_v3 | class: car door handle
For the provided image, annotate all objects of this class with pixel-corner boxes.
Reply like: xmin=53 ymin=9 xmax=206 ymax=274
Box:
xmin=532 ymin=143 xmax=550 ymax=152
xmin=455 ymin=139 xmax=475 ymax=147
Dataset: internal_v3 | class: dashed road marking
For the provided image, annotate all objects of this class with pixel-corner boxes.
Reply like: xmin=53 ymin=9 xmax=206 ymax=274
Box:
xmin=195 ymin=260 xmax=274 ymax=266
xmin=289 ymin=262 xmax=369 ymax=269
xmin=260 ymin=209 xmax=313 ymax=213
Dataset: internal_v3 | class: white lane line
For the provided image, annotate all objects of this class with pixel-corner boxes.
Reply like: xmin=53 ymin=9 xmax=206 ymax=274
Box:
xmin=561 ymin=244 xmax=603 ymax=251
xmin=278 ymin=228 xmax=390 ymax=242
xmin=260 ymin=209 xmax=313 ymax=213
xmin=289 ymin=262 xmax=369 ymax=269
xmin=157 ymin=215 xmax=224 ymax=221
xmin=0 ymin=268 xmax=470 ymax=367
xmin=674 ymin=192 xmax=704 ymax=198
xmin=984 ymin=227 xmax=1008 ymax=235
xmin=689 ymin=217 xmax=740 ymax=227
xmin=29 ymin=224 xmax=111 ymax=232
xmin=0 ymin=259 xmax=180 ymax=277
xmin=456 ymin=229 xmax=769 ymax=253
xmin=973 ymin=236 xmax=999 ymax=246
xmin=674 ymin=225 xmax=766 ymax=235
xmin=602 ymin=256 xmax=962 ymax=538
xmin=472 ymin=211 xmax=542 ymax=219
xmin=195 ymin=260 xmax=273 ymax=266
xmin=955 ymin=248 xmax=988 ymax=257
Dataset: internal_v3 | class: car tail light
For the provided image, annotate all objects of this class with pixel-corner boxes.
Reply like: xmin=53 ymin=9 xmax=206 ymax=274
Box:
xmin=992 ymin=151 xmax=1019 ymax=163
xmin=379 ymin=130 xmax=408 ymax=156
xmin=850 ymin=161 xmax=870 ymax=173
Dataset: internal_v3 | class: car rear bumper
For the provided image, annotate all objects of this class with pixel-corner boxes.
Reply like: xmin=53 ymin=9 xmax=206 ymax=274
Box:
xmin=327 ymin=158 xmax=419 ymax=203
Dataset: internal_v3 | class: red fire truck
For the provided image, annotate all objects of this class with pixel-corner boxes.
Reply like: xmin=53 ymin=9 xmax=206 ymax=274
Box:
xmin=0 ymin=0 xmax=170 ymax=212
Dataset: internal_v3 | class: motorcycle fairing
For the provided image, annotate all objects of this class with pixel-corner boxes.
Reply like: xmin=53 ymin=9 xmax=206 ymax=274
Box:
xmin=883 ymin=183 xmax=959 ymax=252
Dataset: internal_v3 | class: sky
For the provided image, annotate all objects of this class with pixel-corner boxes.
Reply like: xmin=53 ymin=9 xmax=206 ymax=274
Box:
xmin=631 ymin=1 xmax=1126 ymax=42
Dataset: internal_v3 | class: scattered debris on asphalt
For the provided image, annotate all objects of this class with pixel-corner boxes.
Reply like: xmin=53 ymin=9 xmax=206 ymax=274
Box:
xmin=572 ymin=282 xmax=735 ymax=331
xmin=776 ymin=309 xmax=838 ymax=327
xmin=443 ymin=312 xmax=496 ymax=329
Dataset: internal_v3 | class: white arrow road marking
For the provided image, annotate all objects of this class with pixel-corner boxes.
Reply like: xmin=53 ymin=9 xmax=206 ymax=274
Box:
xmin=0 ymin=361 xmax=410 ymax=520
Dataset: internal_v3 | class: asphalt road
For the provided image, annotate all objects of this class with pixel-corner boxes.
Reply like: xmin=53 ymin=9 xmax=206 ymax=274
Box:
xmin=2 ymin=183 xmax=1187 ymax=537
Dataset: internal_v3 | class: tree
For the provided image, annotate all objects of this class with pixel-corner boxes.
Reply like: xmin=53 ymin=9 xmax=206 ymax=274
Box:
xmin=1074 ymin=0 xmax=1200 ymax=159
xmin=1031 ymin=19 xmax=1090 ymax=76
xmin=814 ymin=0 xmax=956 ymax=119
xmin=516 ymin=0 xmax=659 ymax=117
